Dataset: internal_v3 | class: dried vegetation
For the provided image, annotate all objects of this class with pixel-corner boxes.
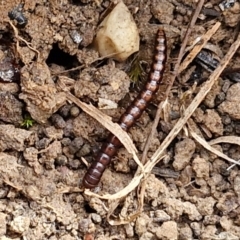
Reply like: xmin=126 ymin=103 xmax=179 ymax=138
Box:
xmin=0 ymin=0 xmax=240 ymax=239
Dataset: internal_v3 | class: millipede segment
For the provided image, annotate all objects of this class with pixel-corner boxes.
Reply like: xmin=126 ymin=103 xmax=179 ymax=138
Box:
xmin=83 ymin=29 xmax=167 ymax=188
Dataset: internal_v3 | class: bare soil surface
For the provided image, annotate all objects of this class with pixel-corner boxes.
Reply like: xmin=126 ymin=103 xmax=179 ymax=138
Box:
xmin=0 ymin=0 xmax=240 ymax=239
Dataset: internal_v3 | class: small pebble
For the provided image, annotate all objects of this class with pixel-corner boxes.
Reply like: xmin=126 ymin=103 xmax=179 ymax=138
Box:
xmin=215 ymin=92 xmax=225 ymax=105
xmin=59 ymin=104 xmax=72 ymax=118
xmin=222 ymin=143 xmax=230 ymax=151
xmin=70 ymin=30 xmax=82 ymax=44
xmin=51 ymin=114 xmax=66 ymax=129
xmin=61 ymin=138 xmax=71 ymax=146
xmin=76 ymin=143 xmax=91 ymax=157
xmin=10 ymin=216 xmax=30 ymax=234
xmin=235 ymin=123 xmax=240 ymax=134
xmin=68 ymin=159 xmax=81 ymax=169
xmin=91 ymin=213 xmax=102 ymax=223
xmin=0 ymin=187 xmax=9 ymax=199
xmin=124 ymin=223 xmax=134 ymax=238
xmin=69 ymin=137 xmax=84 ymax=154
xmin=70 ymin=106 xmax=80 ymax=117
xmin=222 ymin=80 xmax=231 ymax=93
xmin=35 ymin=138 xmax=51 ymax=150
xmin=55 ymin=155 xmax=68 ymax=166
xmin=222 ymin=115 xmax=231 ymax=125
xmin=63 ymin=119 xmax=74 ymax=137
xmin=224 ymin=125 xmax=233 ymax=134
xmin=78 ymin=218 xmax=93 ymax=233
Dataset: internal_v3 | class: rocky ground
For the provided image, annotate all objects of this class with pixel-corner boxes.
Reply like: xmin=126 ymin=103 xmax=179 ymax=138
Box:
xmin=0 ymin=0 xmax=240 ymax=239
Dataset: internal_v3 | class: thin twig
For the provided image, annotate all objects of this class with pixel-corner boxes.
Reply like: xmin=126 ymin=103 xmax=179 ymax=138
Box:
xmin=190 ymin=129 xmax=240 ymax=166
xmin=84 ymin=30 xmax=240 ymax=200
xmin=172 ymin=0 xmax=205 ymax=76
xmin=140 ymin=0 xmax=205 ymax=165
xmin=227 ymin=160 xmax=240 ymax=171
xmin=8 ymin=20 xmax=40 ymax=60
xmin=164 ymin=0 xmax=205 ymax=94
xmin=61 ymin=90 xmax=143 ymax=172
xmin=51 ymin=64 xmax=85 ymax=75
xmin=51 ymin=51 xmax=124 ymax=75
xmin=141 ymin=101 xmax=165 ymax=165
xmin=179 ymin=21 xmax=221 ymax=73
xmin=150 ymin=30 xmax=240 ymax=166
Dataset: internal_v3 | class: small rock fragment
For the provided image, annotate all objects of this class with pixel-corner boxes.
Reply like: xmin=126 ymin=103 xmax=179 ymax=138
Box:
xmin=89 ymin=198 xmax=108 ymax=216
xmin=0 ymin=212 xmax=7 ymax=236
xmin=51 ymin=114 xmax=66 ymax=129
xmin=44 ymin=126 xmax=63 ymax=140
xmin=165 ymin=198 xmax=202 ymax=221
xmin=192 ymin=156 xmax=210 ymax=178
xmin=202 ymin=109 xmax=223 ymax=136
xmin=124 ymin=223 xmax=134 ymax=238
xmin=0 ymin=91 xmax=23 ymax=124
xmin=140 ymin=232 xmax=154 ymax=240
xmin=0 ymin=125 xmax=35 ymax=151
xmin=55 ymin=155 xmax=68 ymax=166
xmin=220 ymin=216 xmax=233 ymax=231
xmin=150 ymin=210 xmax=170 ymax=223
xmin=19 ymin=62 xmax=66 ymax=123
xmin=91 ymin=213 xmax=102 ymax=224
xmin=218 ymin=83 xmax=240 ymax=120
xmin=197 ymin=197 xmax=216 ymax=216
xmin=78 ymin=218 xmax=93 ymax=233
xmin=95 ymin=1 xmax=139 ymax=62
xmin=23 ymin=147 xmax=42 ymax=174
xmin=70 ymin=106 xmax=80 ymax=117
xmin=70 ymin=30 xmax=82 ymax=44
xmin=173 ymin=138 xmax=196 ymax=171
xmin=156 ymin=221 xmax=178 ymax=240
xmin=223 ymin=2 xmax=240 ymax=27
xmin=135 ymin=213 xmax=152 ymax=237
xmin=151 ymin=0 xmax=174 ymax=24
xmin=179 ymin=224 xmax=193 ymax=240
xmin=233 ymin=175 xmax=240 ymax=197
xmin=10 ymin=216 xmax=30 ymax=234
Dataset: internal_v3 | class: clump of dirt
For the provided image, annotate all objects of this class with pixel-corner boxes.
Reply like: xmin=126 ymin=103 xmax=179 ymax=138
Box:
xmin=0 ymin=0 xmax=240 ymax=239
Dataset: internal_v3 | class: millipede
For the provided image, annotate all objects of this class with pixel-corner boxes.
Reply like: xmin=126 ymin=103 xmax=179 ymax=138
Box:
xmin=83 ymin=28 xmax=167 ymax=188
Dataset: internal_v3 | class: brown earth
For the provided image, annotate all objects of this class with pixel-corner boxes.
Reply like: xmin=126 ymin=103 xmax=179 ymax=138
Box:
xmin=0 ymin=0 xmax=240 ymax=239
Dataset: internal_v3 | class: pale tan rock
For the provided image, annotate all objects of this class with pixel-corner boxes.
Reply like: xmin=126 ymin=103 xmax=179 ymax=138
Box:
xmin=218 ymin=83 xmax=240 ymax=120
xmin=173 ymin=138 xmax=196 ymax=171
xmin=10 ymin=216 xmax=30 ymax=234
xmin=192 ymin=156 xmax=210 ymax=178
xmin=95 ymin=1 xmax=139 ymax=62
xmin=156 ymin=221 xmax=178 ymax=240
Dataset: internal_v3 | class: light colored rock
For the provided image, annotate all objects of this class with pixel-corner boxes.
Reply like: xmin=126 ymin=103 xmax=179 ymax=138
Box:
xmin=10 ymin=216 xmax=30 ymax=234
xmin=173 ymin=138 xmax=196 ymax=171
xmin=95 ymin=1 xmax=139 ymax=62
xmin=192 ymin=156 xmax=210 ymax=178
xmin=156 ymin=221 xmax=178 ymax=240
xmin=218 ymin=83 xmax=240 ymax=120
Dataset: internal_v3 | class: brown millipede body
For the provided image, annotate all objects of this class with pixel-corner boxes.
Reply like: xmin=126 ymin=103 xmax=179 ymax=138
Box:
xmin=83 ymin=29 xmax=167 ymax=188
